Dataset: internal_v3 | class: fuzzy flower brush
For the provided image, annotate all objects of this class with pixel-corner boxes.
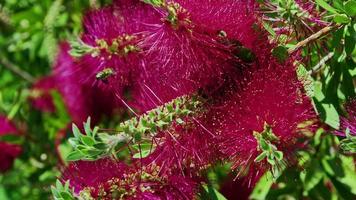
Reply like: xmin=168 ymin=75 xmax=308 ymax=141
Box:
xmin=54 ymin=43 xmax=122 ymax=125
xmin=61 ymin=159 xmax=197 ymax=199
xmin=213 ymin=54 xmax=317 ymax=183
xmin=0 ymin=116 xmax=22 ymax=172
xmin=68 ymin=0 xmax=261 ymax=113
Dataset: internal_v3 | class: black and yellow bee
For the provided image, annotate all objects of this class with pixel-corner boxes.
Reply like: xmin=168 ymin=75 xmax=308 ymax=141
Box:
xmin=96 ymin=68 xmax=116 ymax=83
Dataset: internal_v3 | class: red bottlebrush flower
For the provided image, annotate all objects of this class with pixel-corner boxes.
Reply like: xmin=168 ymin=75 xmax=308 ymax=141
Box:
xmin=62 ymin=159 xmax=197 ymax=200
xmin=335 ymin=99 xmax=356 ymax=136
xmin=72 ymin=1 xmax=160 ymax=90
xmin=61 ymin=158 xmax=128 ymax=194
xmin=69 ymin=0 xmax=261 ymax=113
xmin=213 ymin=55 xmax=317 ymax=183
xmin=29 ymin=76 xmax=56 ymax=113
xmin=129 ymin=0 xmax=259 ymax=112
xmin=141 ymin=109 xmax=225 ymax=178
xmin=0 ymin=116 xmax=22 ymax=172
xmin=172 ymin=0 xmax=258 ymax=49
xmin=54 ymin=43 xmax=122 ymax=125
xmin=54 ymin=43 xmax=94 ymax=124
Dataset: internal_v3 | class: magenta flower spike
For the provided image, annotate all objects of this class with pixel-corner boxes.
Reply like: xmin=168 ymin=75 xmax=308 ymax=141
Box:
xmin=211 ymin=52 xmax=317 ymax=183
xmin=0 ymin=116 xmax=22 ymax=172
xmin=53 ymin=43 xmax=122 ymax=125
xmin=61 ymin=159 xmax=197 ymax=199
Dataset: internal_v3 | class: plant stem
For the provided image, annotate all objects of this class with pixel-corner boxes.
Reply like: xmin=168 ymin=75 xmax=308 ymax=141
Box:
xmin=0 ymin=56 xmax=35 ymax=83
xmin=288 ymin=25 xmax=342 ymax=54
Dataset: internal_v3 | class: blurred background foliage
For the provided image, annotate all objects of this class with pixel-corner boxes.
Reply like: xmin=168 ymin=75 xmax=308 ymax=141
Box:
xmin=0 ymin=0 xmax=355 ymax=199
xmin=0 ymin=0 xmax=110 ymax=199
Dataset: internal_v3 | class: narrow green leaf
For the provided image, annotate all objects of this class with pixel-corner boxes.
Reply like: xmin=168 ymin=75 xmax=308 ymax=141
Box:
xmin=254 ymin=151 xmax=268 ymax=163
xmin=250 ymin=172 xmax=274 ymax=200
xmin=66 ymin=150 xmax=83 ymax=161
xmin=84 ymin=117 xmax=92 ymax=136
xmin=59 ymin=192 xmax=74 ymax=200
xmin=93 ymin=143 xmax=108 ymax=150
xmin=260 ymin=139 xmax=270 ymax=151
xmin=267 ymin=154 xmax=276 ymax=165
xmin=315 ymin=0 xmax=339 ymax=14
xmin=141 ymin=0 xmax=164 ymax=7
xmin=345 ymin=0 xmax=356 ymax=16
xmin=81 ymin=136 xmax=95 ymax=147
xmin=202 ymin=184 xmax=228 ymax=200
xmin=274 ymin=151 xmax=284 ymax=161
xmin=333 ymin=14 xmax=351 ymax=24
xmin=133 ymin=148 xmax=155 ymax=159
xmin=272 ymin=46 xmax=288 ymax=63
xmin=72 ymin=124 xmax=81 ymax=139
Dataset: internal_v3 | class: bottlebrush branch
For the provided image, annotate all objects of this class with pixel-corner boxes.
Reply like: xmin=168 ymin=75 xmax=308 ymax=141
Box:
xmin=66 ymin=95 xmax=202 ymax=161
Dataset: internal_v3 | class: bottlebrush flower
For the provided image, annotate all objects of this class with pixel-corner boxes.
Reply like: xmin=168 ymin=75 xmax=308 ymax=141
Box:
xmin=171 ymin=0 xmax=258 ymax=49
xmin=142 ymin=115 xmax=221 ymax=177
xmin=61 ymin=158 xmax=127 ymax=194
xmin=69 ymin=0 xmax=160 ymax=90
xmin=335 ymin=99 xmax=356 ymax=136
xmin=0 ymin=116 xmax=22 ymax=172
xmin=128 ymin=0 xmax=260 ymax=112
xmin=62 ymin=159 xmax=197 ymax=199
xmin=213 ymin=55 xmax=317 ymax=183
xmin=54 ymin=43 xmax=122 ymax=125
xmin=68 ymin=0 xmax=262 ymax=113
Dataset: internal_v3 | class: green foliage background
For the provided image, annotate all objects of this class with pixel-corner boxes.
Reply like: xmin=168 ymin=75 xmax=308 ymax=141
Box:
xmin=0 ymin=0 xmax=355 ymax=199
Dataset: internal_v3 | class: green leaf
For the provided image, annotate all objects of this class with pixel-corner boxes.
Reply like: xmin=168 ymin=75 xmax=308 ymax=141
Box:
xmin=267 ymin=154 xmax=276 ymax=165
xmin=66 ymin=150 xmax=83 ymax=161
xmin=333 ymin=14 xmax=351 ymax=24
xmin=328 ymin=176 xmax=355 ymax=200
xmin=260 ymin=139 xmax=270 ymax=151
xmin=345 ymin=1 xmax=356 ymax=16
xmin=81 ymin=136 xmax=95 ymax=147
xmin=201 ymin=184 xmax=227 ymax=200
xmin=345 ymin=29 xmax=356 ymax=55
xmin=72 ymin=124 xmax=81 ymax=139
xmin=274 ymin=151 xmax=283 ymax=161
xmin=262 ymin=22 xmax=276 ymax=37
xmin=272 ymin=46 xmax=288 ymax=63
xmin=250 ymin=172 xmax=274 ymax=200
xmin=254 ymin=151 xmax=268 ymax=163
xmin=301 ymin=160 xmax=324 ymax=193
xmin=84 ymin=117 xmax=92 ymax=136
xmin=141 ymin=0 xmax=164 ymax=7
xmin=315 ymin=0 xmax=339 ymax=14
xmin=321 ymin=103 xmax=340 ymax=129
xmin=133 ymin=148 xmax=155 ymax=159
xmin=93 ymin=143 xmax=108 ymax=150
xmin=59 ymin=192 xmax=73 ymax=200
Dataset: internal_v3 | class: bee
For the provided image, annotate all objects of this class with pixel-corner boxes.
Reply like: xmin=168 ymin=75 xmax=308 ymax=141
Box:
xmin=216 ymin=30 xmax=256 ymax=63
xmin=96 ymin=68 xmax=116 ymax=83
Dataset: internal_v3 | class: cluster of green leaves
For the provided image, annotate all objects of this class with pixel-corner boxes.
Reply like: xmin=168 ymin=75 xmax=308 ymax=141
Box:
xmin=251 ymin=130 xmax=356 ymax=200
xmin=51 ymin=180 xmax=75 ymax=200
xmin=252 ymin=0 xmax=356 ymax=198
xmin=68 ymin=38 xmax=100 ymax=58
xmin=67 ymin=95 xmax=201 ymax=161
xmin=339 ymin=128 xmax=356 ymax=153
xmin=253 ymin=124 xmax=284 ymax=179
